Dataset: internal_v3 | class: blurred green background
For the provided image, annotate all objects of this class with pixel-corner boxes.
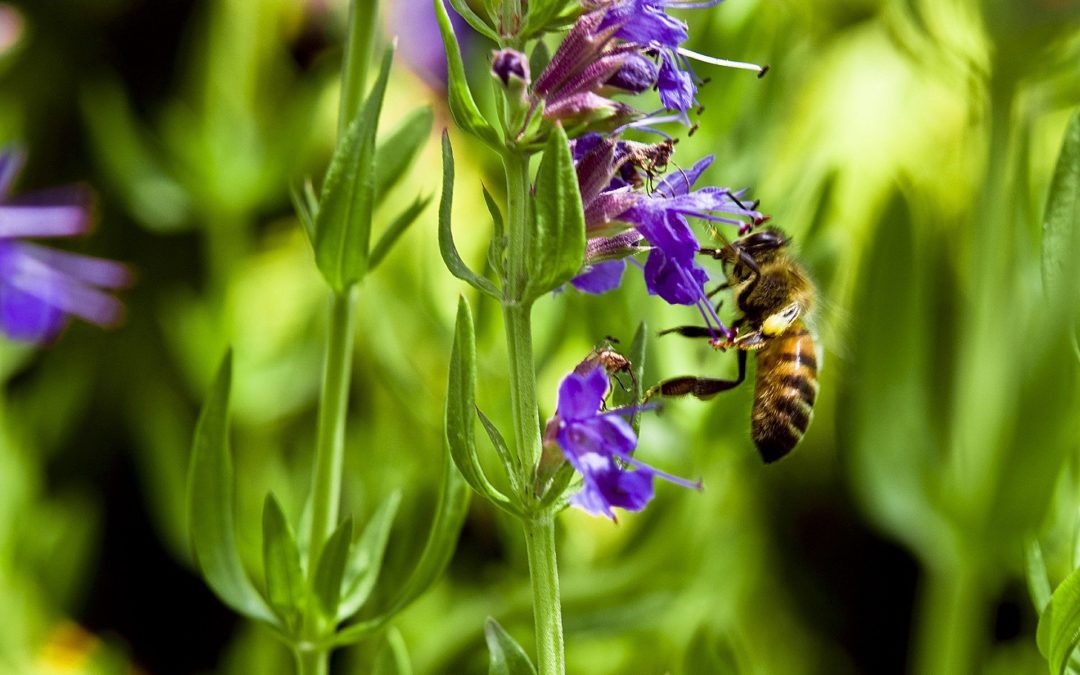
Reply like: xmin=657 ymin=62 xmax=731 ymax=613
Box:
xmin=1 ymin=0 xmax=1079 ymax=673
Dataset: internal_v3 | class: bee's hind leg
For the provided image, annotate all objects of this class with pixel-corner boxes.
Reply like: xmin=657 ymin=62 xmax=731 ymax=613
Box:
xmin=645 ymin=351 xmax=747 ymax=402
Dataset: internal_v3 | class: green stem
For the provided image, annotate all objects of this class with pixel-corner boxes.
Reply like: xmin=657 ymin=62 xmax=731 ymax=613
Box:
xmin=912 ymin=560 xmax=987 ymax=675
xmin=308 ymin=286 xmax=358 ymax=568
xmin=524 ymin=515 xmax=565 ymax=675
xmin=295 ymin=646 xmax=329 ymax=675
xmin=502 ymin=150 xmax=565 ymax=673
xmin=338 ymin=0 xmax=378 ymax=136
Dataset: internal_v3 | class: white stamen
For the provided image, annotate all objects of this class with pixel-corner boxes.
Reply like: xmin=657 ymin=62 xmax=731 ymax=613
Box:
xmin=677 ymin=47 xmax=767 ymax=76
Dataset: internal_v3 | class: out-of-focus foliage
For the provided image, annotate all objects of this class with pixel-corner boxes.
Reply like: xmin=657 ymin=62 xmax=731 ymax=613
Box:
xmin=1 ymin=0 xmax=1079 ymax=673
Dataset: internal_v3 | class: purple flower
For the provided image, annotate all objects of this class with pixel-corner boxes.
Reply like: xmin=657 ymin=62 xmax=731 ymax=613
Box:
xmin=550 ymin=365 xmax=700 ymax=520
xmin=0 ymin=148 xmax=131 ymax=342
xmin=568 ymin=145 xmax=763 ymax=336
xmin=535 ymin=0 xmax=766 ymax=124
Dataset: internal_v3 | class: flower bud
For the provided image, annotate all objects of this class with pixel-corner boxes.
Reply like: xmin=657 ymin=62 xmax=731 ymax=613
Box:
xmin=491 ymin=48 xmax=531 ymax=133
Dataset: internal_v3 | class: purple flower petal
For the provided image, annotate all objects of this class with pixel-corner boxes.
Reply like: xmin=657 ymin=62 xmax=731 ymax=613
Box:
xmin=601 ymin=0 xmax=689 ymax=49
xmin=17 ymin=242 xmax=132 ymax=288
xmin=656 ymin=51 xmax=697 ymax=111
xmin=0 ymin=205 xmax=89 ymax=238
xmin=0 ymin=147 xmax=24 ymax=197
xmin=556 ymin=365 xmax=610 ymax=420
xmin=0 ymin=242 xmax=125 ymax=326
xmin=653 ymin=155 xmax=714 ymax=198
xmin=0 ymin=282 xmax=67 ymax=341
xmin=571 ymin=259 xmax=627 ymax=294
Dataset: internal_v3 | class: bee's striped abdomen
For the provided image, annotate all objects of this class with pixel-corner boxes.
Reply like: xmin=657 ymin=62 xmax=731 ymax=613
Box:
xmin=751 ymin=326 xmax=818 ymax=463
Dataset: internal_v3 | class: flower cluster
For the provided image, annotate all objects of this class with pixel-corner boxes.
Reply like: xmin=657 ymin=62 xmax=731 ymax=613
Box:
xmin=544 ymin=362 xmax=700 ymax=520
xmin=531 ymin=0 xmax=766 ymax=126
xmin=0 ymin=148 xmax=130 ymax=342
xmin=521 ymin=0 xmax=767 ymax=517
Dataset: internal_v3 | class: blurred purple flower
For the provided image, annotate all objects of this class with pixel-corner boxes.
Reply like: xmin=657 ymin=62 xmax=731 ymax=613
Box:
xmin=549 ymin=364 xmax=700 ymax=520
xmin=390 ymin=0 xmax=467 ymax=89
xmin=0 ymin=148 xmax=131 ymax=342
xmin=0 ymin=3 xmax=22 ymax=58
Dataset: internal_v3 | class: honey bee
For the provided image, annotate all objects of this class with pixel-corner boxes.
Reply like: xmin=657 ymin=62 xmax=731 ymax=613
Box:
xmin=645 ymin=227 xmax=819 ymax=463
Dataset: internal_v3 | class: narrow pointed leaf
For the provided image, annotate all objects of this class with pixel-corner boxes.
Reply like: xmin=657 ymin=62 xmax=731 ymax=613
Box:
xmin=434 ymin=0 xmax=500 ymax=148
xmin=476 ymin=406 xmax=520 ymax=494
xmin=483 ymin=184 xmax=505 ymax=240
xmin=187 ymin=352 xmax=278 ymax=625
xmin=1027 ymin=539 xmax=1052 ymax=614
xmin=314 ymin=47 xmax=394 ymax=291
xmin=609 ymin=321 xmax=647 ymax=434
xmin=370 ymin=194 xmax=432 ymax=271
xmin=1043 ymin=108 xmax=1080 ymax=302
xmin=1037 ymin=562 xmax=1080 ymax=674
xmin=439 ymin=132 xmax=501 ymax=298
xmin=262 ymin=493 xmax=305 ymax=631
xmin=485 ymin=618 xmax=537 ymax=675
xmin=290 ymin=180 xmax=318 ymax=245
xmin=483 ymin=184 xmax=508 ymax=280
xmin=312 ymin=517 xmax=354 ymax=620
xmin=338 ymin=491 xmax=402 ymax=620
xmin=375 ymin=106 xmax=435 ymax=205
xmin=447 ymin=0 xmax=499 ymax=41
xmin=538 ymin=461 xmax=575 ymax=510
xmin=446 ymin=298 xmax=518 ymax=512
xmin=524 ymin=123 xmax=585 ymax=301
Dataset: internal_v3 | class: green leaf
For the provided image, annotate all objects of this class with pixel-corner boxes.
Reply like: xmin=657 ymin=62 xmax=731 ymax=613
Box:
xmin=446 ymin=298 xmax=518 ymax=513
xmin=369 ymin=194 xmax=432 ymax=271
xmin=374 ymin=106 xmax=435 ymax=206
xmin=338 ymin=491 xmax=401 ymax=620
xmin=1043 ymin=108 xmax=1080 ymax=294
xmin=1042 ymin=108 xmax=1080 ymax=358
xmin=538 ymin=462 xmax=575 ymax=510
xmin=483 ymin=184 xmax=505 ymax=241
xmin=1027 ymin=539 xmax=1053 ymax=614
xmin=187 ymin=352 xmax=278 ymax=626
xmin=484 ymin=617 xmax=537 ymax=675
xmin=434 ymin=0 xmax=500 ymax=148
xmin=1037 ymin=561 xmax=1080 ymax=674
xmin=312 ymin=517 xmax=353 ymax=620
xmin=331 ymin=330 xmax=473 ymax=647
xmin=373 ymin=627 xmax=413 ymax=675
xmin=314 ymin=46 xmax=394 ymax=291
xmin=476 ymin=407 xmax=521 ymax=495
xmin=621 ymin=322 xmax=648 ymax=434
xmin=447 ymin=0 xmax=499 ymax=41
xmin=1032 ymin=561 xmax=1080 ymax=673
xmin=523 ymin=123 xmax=585 ymax=301
xmin=261 ymin=493 xmax=305 ymax=632
xmin=290 ymin=179 xmax=318 ymax=245
xmin=521 ymin=0 xmax=580 ymax=41
xmin=438 ymin=133 xmax=502 ymax=298
xmin=483 ymin=184 xmax=508 ymax=280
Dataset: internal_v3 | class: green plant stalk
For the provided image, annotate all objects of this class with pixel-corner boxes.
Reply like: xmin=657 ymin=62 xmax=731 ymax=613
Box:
xmin=523 ymin=513 xmax=565 ymax=674
xmin=338 ymin=0 xmax=378 ymax=136
xmin=912 ymin=559 xmax=987 ymax=675
xmin=295 ymin=646 xmax=329 ymax=675
xmin=309 ymin=286 xmax=358 ymax=568
xmin=502 ymin=150 xmax=565 ymax=673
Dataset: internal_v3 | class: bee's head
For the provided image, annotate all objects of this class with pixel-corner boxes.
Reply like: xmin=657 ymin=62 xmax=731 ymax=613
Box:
xmin=737 ymin=227 xmax=790 ymax=259
xmin=722 ymin=227 xmax=790 ymax=274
